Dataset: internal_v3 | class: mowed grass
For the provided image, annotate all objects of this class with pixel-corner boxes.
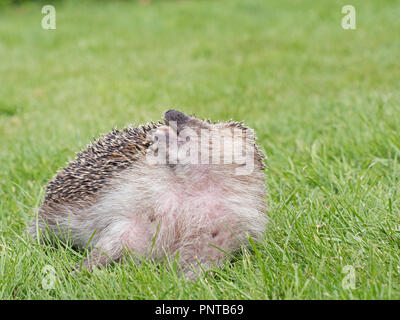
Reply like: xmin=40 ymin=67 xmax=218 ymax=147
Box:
xmin=1 ymin=0 xmax=400 ymax=299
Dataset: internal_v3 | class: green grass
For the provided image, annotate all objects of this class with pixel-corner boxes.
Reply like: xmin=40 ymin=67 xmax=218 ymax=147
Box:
xmin=1 ymin=0 xmax=400 ymax=299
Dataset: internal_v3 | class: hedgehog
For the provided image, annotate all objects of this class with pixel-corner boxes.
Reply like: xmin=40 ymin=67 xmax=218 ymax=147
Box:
xmin=29 ymin=110 xmax=267 ymax=278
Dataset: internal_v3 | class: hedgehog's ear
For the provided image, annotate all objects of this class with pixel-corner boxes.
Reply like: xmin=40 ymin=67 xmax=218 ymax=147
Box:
xmin=163 ymin=110 xmax=190 ymax=125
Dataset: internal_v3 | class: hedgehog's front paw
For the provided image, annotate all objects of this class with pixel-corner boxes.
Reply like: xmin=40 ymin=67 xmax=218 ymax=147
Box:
xmin=72 ymin=260 xmax=93 ymax=274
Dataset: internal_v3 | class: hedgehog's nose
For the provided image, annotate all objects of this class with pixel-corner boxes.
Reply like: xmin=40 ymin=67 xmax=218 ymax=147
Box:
xmin=163 ymin=110 xmax=190 ymax=125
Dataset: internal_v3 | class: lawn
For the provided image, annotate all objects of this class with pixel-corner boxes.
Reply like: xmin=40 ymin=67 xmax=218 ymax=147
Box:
xmin=0 ymin=0 xmax=400 ymax=299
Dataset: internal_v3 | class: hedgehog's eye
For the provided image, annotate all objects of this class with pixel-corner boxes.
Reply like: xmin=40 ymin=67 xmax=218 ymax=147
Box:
xmin=186 ymin=136 xmax=191 ymax=142
xmin=153 ymin=126 xmax=171 ymax=141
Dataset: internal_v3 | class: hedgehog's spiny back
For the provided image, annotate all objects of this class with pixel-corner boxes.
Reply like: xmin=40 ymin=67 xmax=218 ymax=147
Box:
xmin=43 ymin=122 xmax=162 ymax=206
